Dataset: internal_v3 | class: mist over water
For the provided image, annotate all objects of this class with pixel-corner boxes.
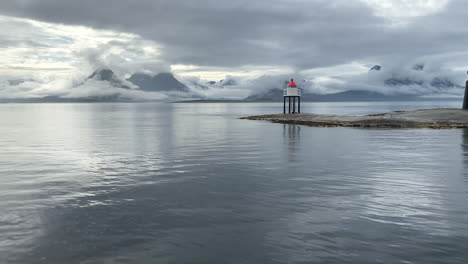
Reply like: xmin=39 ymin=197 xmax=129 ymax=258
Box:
xmin=1 ymin=101 xmax=468 ymax=264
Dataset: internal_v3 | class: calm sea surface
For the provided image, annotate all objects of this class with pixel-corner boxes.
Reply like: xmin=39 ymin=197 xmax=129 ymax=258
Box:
xmin=1 ymin=101 xmax=468 ymax=264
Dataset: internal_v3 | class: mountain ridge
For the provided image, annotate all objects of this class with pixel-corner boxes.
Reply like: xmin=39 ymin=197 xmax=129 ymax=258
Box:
xmin=127 ymin=72 xmax=189 ymax=92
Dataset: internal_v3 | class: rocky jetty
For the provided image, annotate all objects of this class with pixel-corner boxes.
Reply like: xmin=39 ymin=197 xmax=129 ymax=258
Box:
xmin=241 ymin=109 xmax=468 ymax=129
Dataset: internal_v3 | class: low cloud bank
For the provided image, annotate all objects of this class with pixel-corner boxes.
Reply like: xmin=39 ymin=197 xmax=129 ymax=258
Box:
xmin=1 ymin=60 xmax=465 ymax=101
xmin=314 ymin=61 xmax=465 ymax=97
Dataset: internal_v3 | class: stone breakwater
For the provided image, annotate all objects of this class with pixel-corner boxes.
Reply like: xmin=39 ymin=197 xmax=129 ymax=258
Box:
xmin=241 ymin=109 xmax=468 ymax=129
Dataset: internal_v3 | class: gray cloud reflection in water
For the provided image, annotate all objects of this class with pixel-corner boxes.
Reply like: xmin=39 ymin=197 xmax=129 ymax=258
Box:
xmin=1 ymin=102 xmax=468 ymax=263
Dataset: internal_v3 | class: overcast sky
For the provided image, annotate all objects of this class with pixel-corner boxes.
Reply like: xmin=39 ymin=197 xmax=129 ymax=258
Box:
xmin=0 ymin=0 xmax=467 ymax=98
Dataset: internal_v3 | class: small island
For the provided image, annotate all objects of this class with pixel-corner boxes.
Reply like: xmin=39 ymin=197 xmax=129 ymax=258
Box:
xmin=241 ymin=109 xmax=468 ymax=129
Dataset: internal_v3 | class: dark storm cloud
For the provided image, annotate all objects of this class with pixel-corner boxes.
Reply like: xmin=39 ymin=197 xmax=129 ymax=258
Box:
xmin=0 ymin=0 xmax=396 ymax=69
xmin=2 ymin=0 xmax=467 ymax=70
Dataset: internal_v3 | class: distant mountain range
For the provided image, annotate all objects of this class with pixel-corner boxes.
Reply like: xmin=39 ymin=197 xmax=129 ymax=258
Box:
xmin=244 ymin=64 xmax=464 ymax=102
xmin=370 ymin=64 xmax=463 ymax=89
xmin=1 ymin=69 xmax=193 ymax=102
xmin=81 ymin=69 xmax=192 ymax=101
xmin=3 ymin=65 xmax=464 ymax=103
xmin=244 ymin=89 xmax=428 ymax=102
xmin=85 ymin=68 xmax=190 ymax=92
xmin=244 ymin=87 xmax=461 ymax=103
xmin=63 ymin=69 xmax=192 ymax=101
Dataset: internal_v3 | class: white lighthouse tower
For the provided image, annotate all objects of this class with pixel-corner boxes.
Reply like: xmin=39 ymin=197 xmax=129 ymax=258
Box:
xmin=283 ymin=78 xmax=301 ymax=114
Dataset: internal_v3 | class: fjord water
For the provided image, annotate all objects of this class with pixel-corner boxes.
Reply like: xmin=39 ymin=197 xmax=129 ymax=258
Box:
xmin=1 ymin=101 xmax=468 ymax=264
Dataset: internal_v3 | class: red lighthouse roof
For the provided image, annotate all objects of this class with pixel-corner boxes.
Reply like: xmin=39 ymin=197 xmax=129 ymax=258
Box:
xmin=287 ymin=78 xmax=297 ymax=87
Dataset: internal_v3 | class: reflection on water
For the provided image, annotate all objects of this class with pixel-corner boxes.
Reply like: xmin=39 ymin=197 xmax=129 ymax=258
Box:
xmin=0 ymin=102 xmax=468 ymax=264
xmin=462 ymin=129 xmax=468 ymax=183
xmin=283 ymin=124 xmax=301 ymax=163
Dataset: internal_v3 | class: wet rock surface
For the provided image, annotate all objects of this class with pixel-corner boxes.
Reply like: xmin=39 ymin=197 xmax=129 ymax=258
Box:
xmin=241 ymin=109 xmax=468 ymax=129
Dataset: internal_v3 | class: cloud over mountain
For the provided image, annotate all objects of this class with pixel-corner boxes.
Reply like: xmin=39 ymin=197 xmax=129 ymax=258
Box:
xmin=0 ymin=1 xmax=467 ymax=100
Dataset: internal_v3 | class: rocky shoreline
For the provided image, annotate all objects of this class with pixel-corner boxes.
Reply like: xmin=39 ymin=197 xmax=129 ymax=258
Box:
xmin=241 ymin=109 xmax=468 ymax=129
